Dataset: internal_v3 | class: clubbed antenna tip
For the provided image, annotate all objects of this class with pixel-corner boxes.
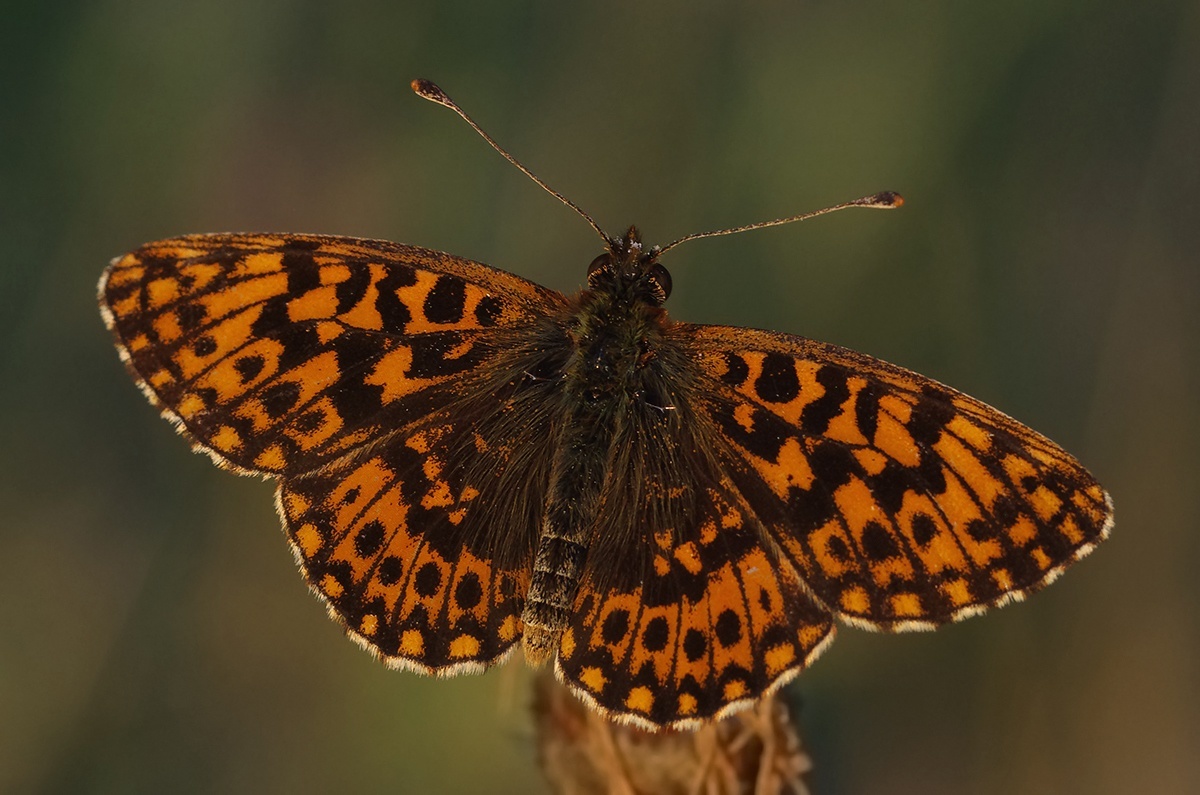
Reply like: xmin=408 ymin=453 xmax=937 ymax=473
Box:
xmin=656 ymin=190 xmax=906 ymax=256
xmin=860 ymin=191 xmax=904 ymax=208
xmin=411 ymin=78 xmax=452 ymax=108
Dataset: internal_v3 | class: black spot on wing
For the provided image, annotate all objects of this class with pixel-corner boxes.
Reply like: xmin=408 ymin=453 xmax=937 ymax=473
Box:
xmin=1005 ymin=548 xmax=1042 ymax=586
xmin=266 ymin=320 xmax=323 ymax=372
xmin=908 ymin=391 xmax=956 ymax=446
xmin=192 ymin=335 xmax=217 ymax=357
xmin=262 ymin=381 xmax=303 ymax=418
xmin=715 ymin=609 xmax=742 ymax=647
xmin=755 ymin=353 xmax=800 ymax=403
xmin=826 ymin=535 xmax=851 ymax=562
xmin=641 ymin=616 xmax=669 ymax=652
xmin=325 ymin=333 xmax=388 ymax=424
xmin=474 ymin=295 xmax=503 ymax=326
xmin=966 ymin=519 xmax=997 ymax=542
xmin=806 ymin=440 xmax=857 ymax=491
xmin=911 ymin=513 xmax=938 ymax=547
xmin=424 ymin=275 xmax=466 ymax=324
xmin=720 ymin=352 xmax=750 ymax=387
xmin=407 ymin=333 xmax=487 ymax=379
xmin=454 ymin=572 xmax=483 ymax=610
xmin=800 ymin=366 xmax=850 ymax=436
xmin=861 ymin=521 xmax=899 ymax=560
xmin=602 ymin=609 xmax=631 ymax=645
xmin=854 ymin=380 xmax=882 ymax=442
xmin=712 ymin=401 xmax=786 ymax=462
xmin=354 ymin=520 xmax=385 ymax=557
xmin=249 ymin=295 xmax=289 ymax=339
xmin=282 ymin=238 xmax=323 ymax=253
xmin=992 ymin=494 xmax=1020 ymax=526
xmin=177 ymin=302 xmax=208 ymax=332
xmin=870 ymin=460 xmax=913 ymax=515
xmin=379 ymin=556 xmax=404 ymax=586
xmin=283 ymin=249 xmax=321 ymax=294
xmin=413 ymin=562 xmax=442 ymax=598
xmin=234 ymin=354 xmax=266 ymax=382
xmin=292 ymin=410 xmax=325 ymax=434
xmin=335 ymin=265 xmax=372 ymax=314
xmin=376 ymin=265 xmax=417 ymax=332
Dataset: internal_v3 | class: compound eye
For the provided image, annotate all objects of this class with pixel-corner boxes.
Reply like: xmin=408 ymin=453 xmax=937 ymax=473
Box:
xmin=646 ymin=262 xmax=672 ymax=304
xmin=587 ymin=254 xmax=611 ymax=288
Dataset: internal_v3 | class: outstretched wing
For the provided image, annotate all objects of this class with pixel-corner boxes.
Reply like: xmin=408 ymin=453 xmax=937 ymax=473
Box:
xmin=681 ymin=324 xmax=1113 ymax=631
xmin=100 ymin=233 xmax=571 ymax=671
xmin=99 ymin=233 xmax=563 ymax=476
xmin=277 ymin=401 xmax=559 ymax=673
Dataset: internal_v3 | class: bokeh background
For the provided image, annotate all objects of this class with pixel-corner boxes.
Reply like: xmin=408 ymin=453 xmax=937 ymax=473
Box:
xmin=3 ymin=1 xmax=1197 ymax=793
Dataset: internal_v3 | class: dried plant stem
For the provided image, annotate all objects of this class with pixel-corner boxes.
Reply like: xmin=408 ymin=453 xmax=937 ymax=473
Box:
xmin=533 ymin=671 xmax=813 ymax=795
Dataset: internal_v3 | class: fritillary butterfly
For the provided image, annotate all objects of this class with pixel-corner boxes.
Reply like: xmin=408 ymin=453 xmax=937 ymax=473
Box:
xmin=98 ymin=80 xmax=1112 ymax=729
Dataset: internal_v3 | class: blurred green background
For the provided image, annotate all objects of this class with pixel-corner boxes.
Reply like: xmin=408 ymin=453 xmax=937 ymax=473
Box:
xmin=3 ymin=1 xmax=1197 ymax=793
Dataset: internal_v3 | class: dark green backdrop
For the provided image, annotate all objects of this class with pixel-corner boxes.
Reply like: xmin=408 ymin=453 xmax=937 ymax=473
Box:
xmin=3 ymin=1 xmax=1197 ymax=792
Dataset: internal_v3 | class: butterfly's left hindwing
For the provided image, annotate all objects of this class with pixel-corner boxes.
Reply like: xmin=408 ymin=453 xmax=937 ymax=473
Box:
xmin=682 ymin=324 xmax=1112 ymax=631
xmin=99 ymin=233 xmax=563 ymax=477
xmin=277 ymin=409 xmax=551 ymax=673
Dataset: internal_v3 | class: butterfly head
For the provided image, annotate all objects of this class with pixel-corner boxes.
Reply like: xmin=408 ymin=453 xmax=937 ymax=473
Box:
xmin=587 ymin=225 xmax=673 ymax=306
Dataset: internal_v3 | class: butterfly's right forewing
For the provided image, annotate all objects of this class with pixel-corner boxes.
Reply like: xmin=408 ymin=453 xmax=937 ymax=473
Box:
xmin=683 ymin=324 xmax=1112 ymax=631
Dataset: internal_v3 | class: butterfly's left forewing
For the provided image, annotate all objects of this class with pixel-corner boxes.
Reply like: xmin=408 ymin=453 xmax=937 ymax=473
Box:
xmin=681 ymin=324 xmax=1112 ymax=631
xmin=99 ymin=233 xmax=563 ymax=477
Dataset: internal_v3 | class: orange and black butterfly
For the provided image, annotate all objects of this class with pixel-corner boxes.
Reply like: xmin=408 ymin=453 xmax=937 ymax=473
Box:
xmin=98 ymin=80 xmax=1112 ymax=729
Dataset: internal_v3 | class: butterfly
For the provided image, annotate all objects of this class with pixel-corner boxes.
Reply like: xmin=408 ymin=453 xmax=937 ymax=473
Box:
xmin=98 ymin=80 xmax=1112 ymax=730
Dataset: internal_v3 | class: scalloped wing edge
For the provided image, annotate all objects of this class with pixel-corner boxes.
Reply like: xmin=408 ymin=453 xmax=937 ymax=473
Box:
xmin=552 ymin=624 xmax=838 ymax=732
xmin=271 ymin=485 xmax=523 ymax=677
xmin=838 ymin=489 xmax=1115 ymax=633
xmin=98 ymin=262 xmax=274 ymax=480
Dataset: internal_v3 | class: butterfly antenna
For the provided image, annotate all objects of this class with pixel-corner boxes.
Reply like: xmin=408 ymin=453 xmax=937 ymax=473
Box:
xmin=655 ymin=191 xmax=904 ymax=256
xmin=412 ymin=79 xmax=610 ymax=248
